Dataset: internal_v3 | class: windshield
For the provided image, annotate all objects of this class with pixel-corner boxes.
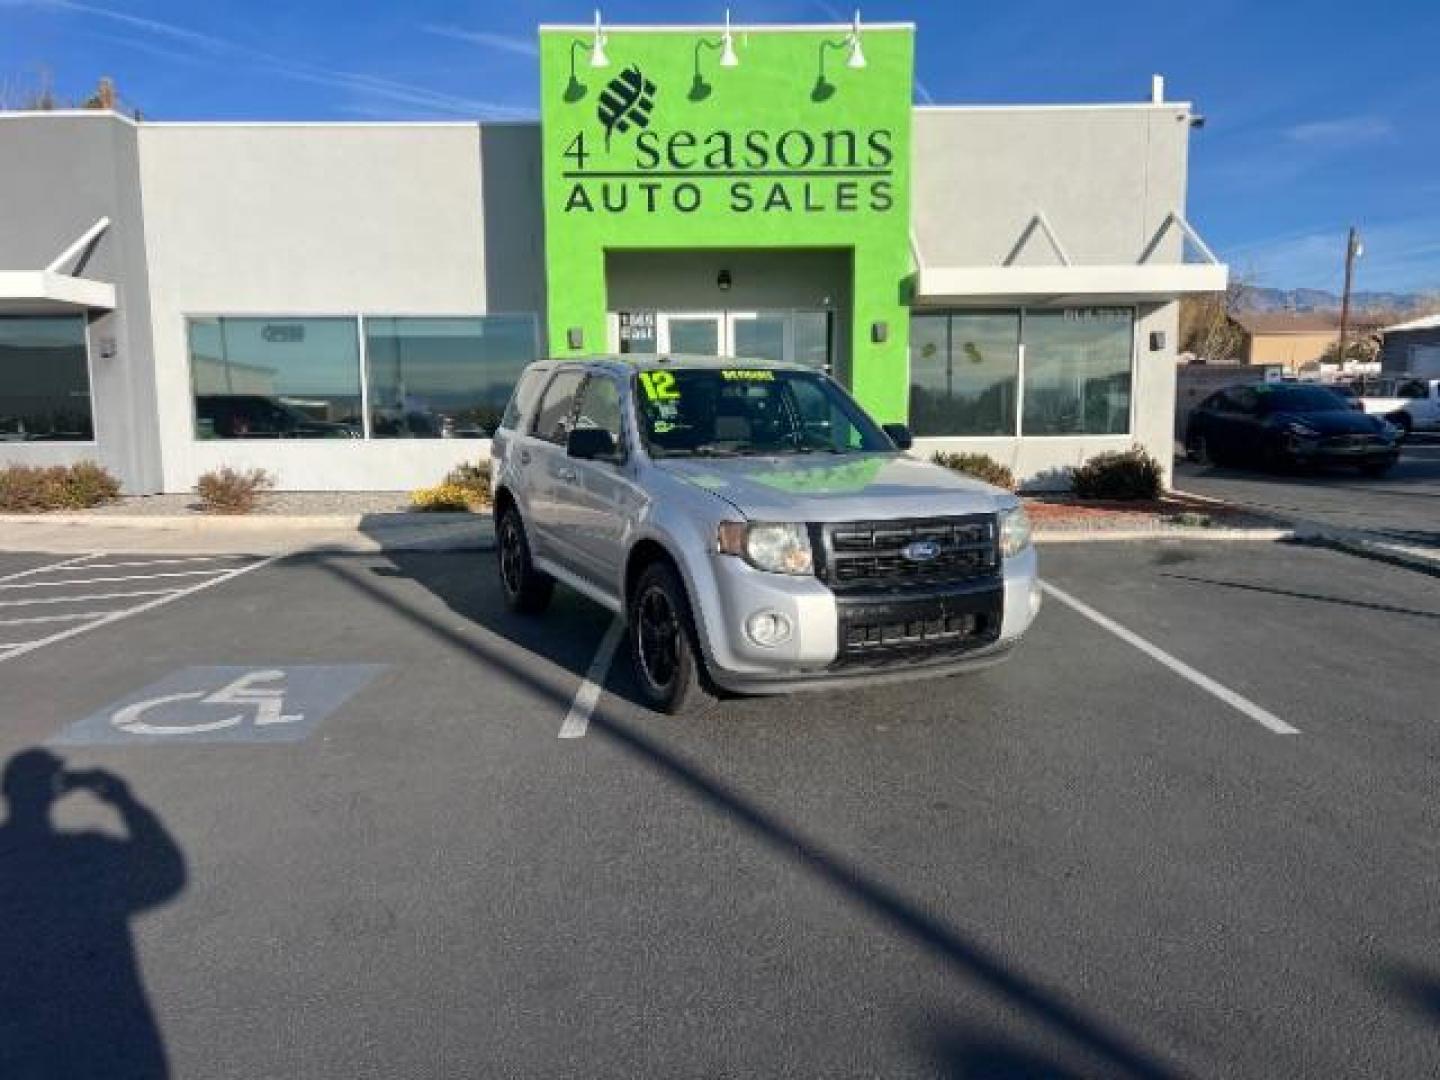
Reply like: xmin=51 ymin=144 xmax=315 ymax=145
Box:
xmin=1258 ymin=386 xmax=1351 ymax=413
xmin=633 ymin=367 xmax=894 ymax=457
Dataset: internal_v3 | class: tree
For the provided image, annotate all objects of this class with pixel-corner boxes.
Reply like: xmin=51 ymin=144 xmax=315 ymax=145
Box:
xmin=1179 ymin=277 xmax=1249 ymax=362
xmin=0 ymin=71 xmax=135 ymax=117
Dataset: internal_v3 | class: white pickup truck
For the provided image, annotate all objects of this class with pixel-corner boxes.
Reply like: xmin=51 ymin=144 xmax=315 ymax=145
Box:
xmin=1356 ymin=377 xmax=1440 ymax=437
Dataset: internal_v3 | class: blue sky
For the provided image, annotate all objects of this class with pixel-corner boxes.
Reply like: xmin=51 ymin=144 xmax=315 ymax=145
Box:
xmin=3 ymin=0 xmax=1437 ymax=294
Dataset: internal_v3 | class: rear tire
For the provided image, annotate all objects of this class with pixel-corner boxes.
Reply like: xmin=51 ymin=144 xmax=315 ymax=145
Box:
xmin=496 ymin=503 xmax=553 ymax=614
xmin=628 ymin=562 xmax=702 ymax=714
xmin=1360 ymin=460 xmax=1395 ymax=478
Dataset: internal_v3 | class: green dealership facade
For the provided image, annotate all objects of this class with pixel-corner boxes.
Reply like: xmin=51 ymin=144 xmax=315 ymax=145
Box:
xmin=0 ymin=18 xmax=1225 ymax=493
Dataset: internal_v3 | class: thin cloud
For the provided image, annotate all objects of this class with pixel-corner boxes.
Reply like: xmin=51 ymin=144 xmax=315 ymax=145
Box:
xmin=1225 ymin=218 xmax=1440 ymax=292
xmin=422 ymin=24 xmax=537 ymax=58
xmin=1283 ymin=115 xmax=1395 ymax=147
xmin=7 ymin=0 xmax=533 ymax=118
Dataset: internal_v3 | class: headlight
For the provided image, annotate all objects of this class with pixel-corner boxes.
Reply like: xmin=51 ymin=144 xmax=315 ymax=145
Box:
xmin=999 ymin=505 xmax=1032 ymax=559
xmin=717 ymin=521 xmax=814 ymax=575
xmin=1285 ymin=421 xmax=1321 ymax=439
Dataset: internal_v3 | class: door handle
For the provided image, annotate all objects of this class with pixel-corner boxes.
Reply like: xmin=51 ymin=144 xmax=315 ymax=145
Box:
xmin=519 ymin=449 xmax=532 ymax=465
xmin=556 ymin=467 xmax=578 ymax=483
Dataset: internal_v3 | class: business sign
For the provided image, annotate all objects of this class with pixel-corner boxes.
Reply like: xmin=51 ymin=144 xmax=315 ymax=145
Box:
xmin=539 ymin=22 xmax=915 ymax=421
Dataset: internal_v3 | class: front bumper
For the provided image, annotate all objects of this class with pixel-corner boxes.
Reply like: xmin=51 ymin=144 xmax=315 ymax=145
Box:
xmin=691 ymin=545 xmax=1041 ymax=695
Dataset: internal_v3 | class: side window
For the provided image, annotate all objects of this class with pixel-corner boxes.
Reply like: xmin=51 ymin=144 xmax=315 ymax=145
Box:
xmin=575 ymin=375 xmax=625 ymax=445
xmin=1201 ymin=391 xmax=1227 ymax=412
xmin=500 ymin=369 xmax=544 ymax=432
xmin=1397 ymin=380 xmax=1425 ymax=399
xmin=1232 ymin=388 xmax=1260 ymax=414
xmin=531 ymin=370 xmax=585 ymax=445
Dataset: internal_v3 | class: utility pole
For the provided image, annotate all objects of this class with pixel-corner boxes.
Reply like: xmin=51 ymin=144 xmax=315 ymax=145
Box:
xmin=1336 ymin=226 xmax=1363 ymax=369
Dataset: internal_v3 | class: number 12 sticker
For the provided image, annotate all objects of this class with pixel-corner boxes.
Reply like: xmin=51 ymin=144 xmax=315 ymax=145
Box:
xmin=639 ymin=371 xmax=680 ymax=402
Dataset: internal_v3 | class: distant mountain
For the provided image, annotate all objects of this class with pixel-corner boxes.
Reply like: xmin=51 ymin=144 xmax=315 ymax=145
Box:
xmin=1235 ymin=286 xmax=1434 ymax=314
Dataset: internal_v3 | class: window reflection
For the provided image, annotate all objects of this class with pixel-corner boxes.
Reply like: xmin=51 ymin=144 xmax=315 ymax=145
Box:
xmin=365 ymin=316 xmax=537 ymax=439
xmin=908 ymin=311 xmax=1019 ymax=436
xmin=190 ymin=318 xmax=362 ymax=439
xmin=0 ymin=316 xmax=93 ymax=442
xmin=1022 ymin=309 xmax=1133 ymax=436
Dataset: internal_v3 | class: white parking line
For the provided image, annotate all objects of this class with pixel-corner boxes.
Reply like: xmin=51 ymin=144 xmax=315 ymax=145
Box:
xmin=559 ymin=618 xmax=624 ymax=739
xmin=0 ymin=589 xmax=180 ymax=608
xmin=1040 ymin=581 xmax=1299 ymax=736
xmin=0 ymin=568 xmax=228 ymax=590
xmin=0 ymin=611 xmax=113 ymax=627
xmin=65 ymin=555 xmax=245 ymax=571
xmin=0 ymin=554 xmax=101 ymax=585
xmin=0 ymin=555 xmax=281 ymax=665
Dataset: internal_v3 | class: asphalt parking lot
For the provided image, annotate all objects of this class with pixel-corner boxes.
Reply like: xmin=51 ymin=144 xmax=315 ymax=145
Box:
xmin=2 ymin=540 xmax=1439 ymax=1077
xmin=1177 ymin=432 xmax=1440 ymax=541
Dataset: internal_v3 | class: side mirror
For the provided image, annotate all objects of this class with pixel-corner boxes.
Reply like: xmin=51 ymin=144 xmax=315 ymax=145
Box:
xmin=882 ymin=423 xmax=913 ymax=451
xmin=567 ymin=426 xmax=619 ymax=461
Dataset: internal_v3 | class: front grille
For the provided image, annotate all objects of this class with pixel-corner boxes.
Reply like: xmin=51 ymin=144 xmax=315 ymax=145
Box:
xmin=1320 ymin=433 xmax=1380 ymax=449
xmin=814 ymin=515 xmax=999 ymax=592
xmin=832 ymin=586 xmax=1003 ymax=669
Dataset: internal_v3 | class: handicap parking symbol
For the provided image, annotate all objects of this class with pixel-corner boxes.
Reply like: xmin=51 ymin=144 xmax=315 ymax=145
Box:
xmin=52 ymin=665 xmax=386 ymax=746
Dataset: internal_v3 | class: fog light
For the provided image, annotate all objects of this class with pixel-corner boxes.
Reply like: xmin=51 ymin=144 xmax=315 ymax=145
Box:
xmin=745 ymin=610 xmax=793 ymax=647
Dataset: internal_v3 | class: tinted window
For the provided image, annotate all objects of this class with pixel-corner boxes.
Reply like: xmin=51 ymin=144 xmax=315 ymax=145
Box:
xmin=1397 ymin=380 xmax=1427 ymax=399
xmin=909 ymin=311 xmax=1019 ymax=436
xmin=1022 ymin=308 xmax=1133 ymax=435
xmin=0 ymin=315 xmax=92 ymax=441
xmin=500 ymin=368 xmax=545 ymax=431
xmin=634 ymin=368 xmax=890 ymax=457
xmin=190 ymin=317 xmax=362 ymax=439
xmin=575 ymin=375 xmax=624 ymax=443
xmin=364 ymin=316 xmax=536 ymax=439
xmin=531 ymin=370 xmax=585 ymax=444
xmin=1258 ymin=386 xmax=1348 ymax=412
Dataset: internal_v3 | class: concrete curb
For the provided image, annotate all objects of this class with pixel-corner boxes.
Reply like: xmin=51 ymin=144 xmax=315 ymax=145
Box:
xmin=0 ymin=511 xmax=479 ymax=531
xmin=1289 ymin=526 xmax=1440 ymax=578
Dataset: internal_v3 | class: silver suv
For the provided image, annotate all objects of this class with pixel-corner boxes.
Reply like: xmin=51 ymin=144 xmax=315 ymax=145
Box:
xmin=491 ymin=356 xmax=1040 ymax=712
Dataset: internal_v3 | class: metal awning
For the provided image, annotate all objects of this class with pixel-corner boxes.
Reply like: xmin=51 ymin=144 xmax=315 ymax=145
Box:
xmin=0 ymin=218 xmax=117 ymax=313
xmin=913 ymin=211 xmax=1228 ymax=305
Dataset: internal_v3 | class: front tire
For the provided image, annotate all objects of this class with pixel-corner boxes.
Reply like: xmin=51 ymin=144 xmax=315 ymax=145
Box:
xmin=629 ymin=562 xmax=702 ymax=714
xmin=1387 ymin=412 xmax=1413 ymax=441
xmin=1360 ymin=460 xmax=1395 ymax=478
xmin=496 ymin=503 xmax=553 ymax=614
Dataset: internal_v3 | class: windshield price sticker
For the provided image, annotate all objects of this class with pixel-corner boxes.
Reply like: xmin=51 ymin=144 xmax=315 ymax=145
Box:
xmin=639 ymin=371 xmax=681 ymax=402
xmin=720 ymin=369 xmax=775 ymax=381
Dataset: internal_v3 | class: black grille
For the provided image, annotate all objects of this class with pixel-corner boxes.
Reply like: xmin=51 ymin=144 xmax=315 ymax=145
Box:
xmin=832 ymin=586 xmax=1003 ymax=669
xmin=815 ymin=515 xmax=999 ymax=592
xmin=1320 ymin=433 xmax=1381 ymax=449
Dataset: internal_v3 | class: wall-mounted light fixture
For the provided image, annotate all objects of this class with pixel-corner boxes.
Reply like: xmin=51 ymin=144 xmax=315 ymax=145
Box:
xmin=717 ymin=268 xmax=733 ymax=291
xmin=812 ymin=9 xmax=866 ymax=102
xmin=589 ymin=9 xmax=610 ymax=69
xmin=689 ymin=10 xmax=740 ymax=101
xmin=567 ymin=327 xmax=585 ymax=350
xmin=845 ymin=10 xmax=867 ymax=69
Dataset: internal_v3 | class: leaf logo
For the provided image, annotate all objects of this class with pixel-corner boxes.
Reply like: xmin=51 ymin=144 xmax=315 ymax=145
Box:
xmin=597 ymin=65 xmax=657 ymax=149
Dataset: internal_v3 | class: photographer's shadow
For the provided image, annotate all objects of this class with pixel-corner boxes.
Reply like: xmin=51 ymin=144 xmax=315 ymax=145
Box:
xmin=0 ymin=750 xmax=186 ymax=1079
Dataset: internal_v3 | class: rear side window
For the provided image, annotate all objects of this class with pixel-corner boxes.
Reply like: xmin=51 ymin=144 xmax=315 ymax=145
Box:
xmin=500 ymin=369 xmax=545 ymax=431
xmin=531 ymin=369 xmax=585 ymax=444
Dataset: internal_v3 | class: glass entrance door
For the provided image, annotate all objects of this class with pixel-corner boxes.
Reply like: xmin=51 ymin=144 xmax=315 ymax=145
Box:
xmin=658 ymin=312 xmax=723 ymax=355
xmin=617 ymin=310 xmax=834 ymax=372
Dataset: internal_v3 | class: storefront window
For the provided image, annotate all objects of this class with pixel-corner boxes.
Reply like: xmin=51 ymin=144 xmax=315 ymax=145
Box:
xmin=908 ymin=311 xmax=1019 ymax=436
xmin=1021 ymin=308 xmax=1133 ymax=436
xmin=190 ymin=317 xmax=362 ymax=439
xmin=0 ymin=315 xmax=93 ymax=441
xmin=365 ymin=316 xmax=537 ymax=438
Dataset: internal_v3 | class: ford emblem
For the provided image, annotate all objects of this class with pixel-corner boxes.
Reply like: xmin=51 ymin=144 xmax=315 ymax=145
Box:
xmin=901 ymin=540 xmax=941 ymax=562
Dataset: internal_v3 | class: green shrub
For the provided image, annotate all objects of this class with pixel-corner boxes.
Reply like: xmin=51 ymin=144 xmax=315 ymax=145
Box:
xmin=411 ymin=483 xmax=477 ymax=512
xmin=195 ymin=467 xmax=274 ymax=514
xmin=1070 ymin=447 xmax=1164 ymax=501
xmin=0 ymin=462 xmax=121 ymax=512
xmin=442 ymin=461 xmax=493 ymax=506
xmin=930 ymin=452 xmax=1016 ymax=491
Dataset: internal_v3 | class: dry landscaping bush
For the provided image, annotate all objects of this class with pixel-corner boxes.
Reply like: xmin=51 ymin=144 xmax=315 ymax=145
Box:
xmin=195 ymin=467 xmax=274 ymax=514
xmin=0 ymin=462 xmax=120 ymax=512
xmin=929 ymin=452 xmax=1016 ymax=491
xmin=1069 ymin=447 xmax=1164 ymax=501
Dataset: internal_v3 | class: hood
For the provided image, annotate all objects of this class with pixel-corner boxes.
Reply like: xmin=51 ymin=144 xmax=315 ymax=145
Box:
xmin=656 ymin=453 xmax=1011 ymax=522
xmin=1271 ymin=409 xmax=1385 ymax=435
